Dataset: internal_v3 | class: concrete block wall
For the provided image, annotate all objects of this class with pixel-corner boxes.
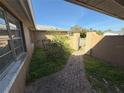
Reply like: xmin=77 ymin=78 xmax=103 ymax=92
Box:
xmin=85 ymin=32 xmax=104 ymax=54
xmin=85 ymin=32 xmax=124 ymax=67
xmin=33 ymin=31 xmax=80 ymax=50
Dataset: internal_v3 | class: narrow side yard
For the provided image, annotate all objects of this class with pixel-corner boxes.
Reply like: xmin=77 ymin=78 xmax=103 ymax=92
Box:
xmin=27 ymin=47 xmax=72 ymax=83
xmin=84 ymin=55 xmax=124 ymax=93
xmin=27 ymin=36 xmax=73 ymax=83
xmin=25 ymin=51 xmax=94 ymax=93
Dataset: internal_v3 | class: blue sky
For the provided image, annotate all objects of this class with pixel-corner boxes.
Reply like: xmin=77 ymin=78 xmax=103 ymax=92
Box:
xmin=32 ymin=0 xmax=124 ymax=31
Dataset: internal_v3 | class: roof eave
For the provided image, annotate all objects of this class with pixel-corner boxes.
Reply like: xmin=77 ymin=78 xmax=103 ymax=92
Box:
xmin=65 ymin=0 xmax=124 ymax=20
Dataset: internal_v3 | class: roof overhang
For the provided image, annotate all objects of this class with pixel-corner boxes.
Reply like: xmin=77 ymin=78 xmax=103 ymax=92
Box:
xmin=66 ymin=0 xmax=124 ymax=20
xmin=0 ymin=0 xmax=36 ymax=30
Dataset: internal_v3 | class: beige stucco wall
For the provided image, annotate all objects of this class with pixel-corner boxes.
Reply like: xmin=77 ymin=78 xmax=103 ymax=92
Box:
xmin=9 ymin=24 xmax=34 ymax=93
xmin=85 ymin=32 xmax=124 ymax=67
xmin=85 ymin=32 xmax=104 ymax=54
xmin=68 ymin=32 xmax=80 ymax=50
xmin=23 ymin=25 xmax=34 ymax=57
xmin=92 ymin=36 xmax=124 ymax=67
xmin=33 ymin=31 xmax=80 ymax=50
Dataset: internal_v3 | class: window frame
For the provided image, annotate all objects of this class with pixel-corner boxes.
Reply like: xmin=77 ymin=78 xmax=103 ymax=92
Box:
xmin=6 ymin=12 xmax=25 ymax=58
xmin=0 ymin=5 xmax=26 ymax=76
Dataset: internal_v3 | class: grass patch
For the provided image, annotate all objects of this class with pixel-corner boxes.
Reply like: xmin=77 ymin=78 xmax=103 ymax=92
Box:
xmin=27 ymin=35 xmax=73 ymax=84
xmin=84 ymin=55 xmax=124 ymax=93
xmin=27 ymin=48 xmax=72 ymax=83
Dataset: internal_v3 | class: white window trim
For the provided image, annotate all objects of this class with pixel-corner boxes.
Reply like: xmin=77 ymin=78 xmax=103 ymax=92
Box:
xmin=0 ymin=53 xmax=28 ymax=93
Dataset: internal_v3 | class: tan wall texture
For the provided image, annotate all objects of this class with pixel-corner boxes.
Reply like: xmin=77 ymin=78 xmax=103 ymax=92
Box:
xmin=85 ymin=32 xmax=124 ymax=67
xmin=33 ymin=31 xmax=80 ymax=50
xmin=85 ymin=32 xmax=104 ymax=54
xmin=9 ymin=24 xmax=34 ymax=93
xmin=69 ymin=33 xmax=80 ymax=50
xmin=9 ymin=56 xmax=31 ymax=93
xmin=23 ymin=25 xmax=34 ymax=57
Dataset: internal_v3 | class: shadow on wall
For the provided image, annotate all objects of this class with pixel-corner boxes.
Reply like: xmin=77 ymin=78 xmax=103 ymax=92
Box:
xmin=32 ymin=31 xmax=124 ymax=68
xmin=33 ymin=31 xmax=80 ymax=50
xmin=85 ymin=34 xmax=124 ymax=68
xmin=33 ymin=31 xmax=68 ymax=48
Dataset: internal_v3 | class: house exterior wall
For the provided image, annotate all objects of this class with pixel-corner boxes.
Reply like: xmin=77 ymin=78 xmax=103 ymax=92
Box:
xmin=0 ymin=0 xmax=35 ymax=29
xmin=23 ymin=24 xmax=34 ymax=57
xmin=8 ymin=56 xmax=30 ymax=93
xmin=0 ymin=1 xmax=35 ymax=93
xmin=8 ymin=24 xmax=34 ymax=93
xmin=85 ymin=32 xmax=124 ymax=67
xmin=33 ymin=31 xmax=80 ymax=50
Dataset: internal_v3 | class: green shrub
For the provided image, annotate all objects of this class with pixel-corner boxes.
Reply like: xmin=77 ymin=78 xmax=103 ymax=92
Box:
xmin=80 ymin=32 xmax=86 ymax=38
xmin=27 ymin=35 xmax=73 ymax=84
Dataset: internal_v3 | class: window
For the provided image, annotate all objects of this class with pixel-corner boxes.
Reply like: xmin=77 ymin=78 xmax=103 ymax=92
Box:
xmin=0 ymin=7 xmax=25 ymax=74
xmin=7 ymin=12 xmax=24 ymax=58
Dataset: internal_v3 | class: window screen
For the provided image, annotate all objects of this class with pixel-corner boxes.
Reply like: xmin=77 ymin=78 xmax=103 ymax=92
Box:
xmin=0 ymin=8 xmax=14 ymax=73
xmin=0 ymin=6 xmax=25 ymax=74
xmin=7 ymin=12 xmax=24 ymax=58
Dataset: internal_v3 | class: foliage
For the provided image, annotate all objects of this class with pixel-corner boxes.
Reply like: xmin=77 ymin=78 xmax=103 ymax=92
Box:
xmin=52 ymin=35 xmax=73 ymax=56
xmin=70 ymin=25 xmax=104 ymax=37
xmin=88 ymin=28 xmax=104 ymax=35
xmin=95 ymin=31 xmax=104 ymax=35
xmin=80 ymin=28 xmax=103 ymax=38
xmin=27 ymin=36 xmax=73 ymax=84
xmin=121 ymin=28 xmax=124 ymax=31
xmin=84 ymin=55 xmax=124 ymax=92
xmin=71 ymin=25 xmax=82 ymax=32
xmin=104 ymin=29 xmax=113 ymax=32
xmin=80 ymin=32 xmax=86 ymax=38
xmin=53 ymin=35 xmax=69 ymax=48
xmin=80 ymin=29 xmax=87 ymax=38
xmin=70 ymin=25 xmax=86 ymax=38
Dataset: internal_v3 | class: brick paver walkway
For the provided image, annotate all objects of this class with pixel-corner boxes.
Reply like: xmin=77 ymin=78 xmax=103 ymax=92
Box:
xmin=25 ymin=51 xmax=94 ymax=93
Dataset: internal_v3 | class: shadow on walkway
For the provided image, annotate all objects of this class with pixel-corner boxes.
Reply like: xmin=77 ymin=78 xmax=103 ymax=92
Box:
xmin=25 ymin=51 xmax=94 ymax=93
